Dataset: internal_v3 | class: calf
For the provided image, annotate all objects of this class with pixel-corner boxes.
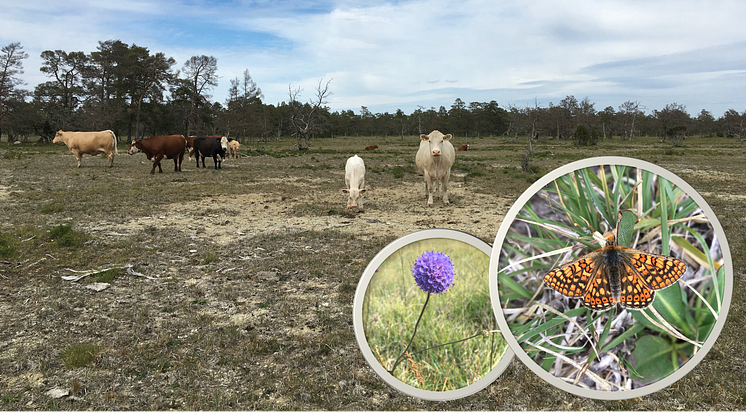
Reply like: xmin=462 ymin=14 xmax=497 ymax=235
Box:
xmin=364 ymin=145 xmax=378 ymax=151
xmin=457 ymin=144 xmax=470 ymax=151
xmin=128 ymin=134 xmax=186 ymax=174
xmin=193 ymin=136 xmax=227 ymax=169
xmin=227 ymin=140 xmax=241 ymax=159
xmin=53 ymin=130 xmax=118 ymax=168
xmin=415 ymin=130 xmax=455 ymax=206
xmin=343 ymin=155 xmax=366 ymax=210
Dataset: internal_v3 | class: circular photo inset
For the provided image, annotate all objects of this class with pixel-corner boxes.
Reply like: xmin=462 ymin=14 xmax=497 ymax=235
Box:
xmin=489 ymin=157 xmax=731 ymax=400
xmin=353 ymin=229 xmax=514 ymax=401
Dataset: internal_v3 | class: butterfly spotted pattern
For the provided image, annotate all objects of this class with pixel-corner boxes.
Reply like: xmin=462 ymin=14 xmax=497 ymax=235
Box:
xmin=543 ymin=244 xmax=687 ymax=311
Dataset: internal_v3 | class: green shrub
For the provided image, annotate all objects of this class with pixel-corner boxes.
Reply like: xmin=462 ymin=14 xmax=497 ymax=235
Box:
xmin=49 ymin=224 xmax=87 ymax=247
xmin=41 ymin=201 xmax=64 ymax=214
xmin=573 ymin=125 xmax=599 ymax=146
xmin=0 ymin=234 xmax=16 ymax=259
xmin=202 ymin=251 xmax=218 ymax=264
xmin=61 ymin=343 xmax=101 ymax=368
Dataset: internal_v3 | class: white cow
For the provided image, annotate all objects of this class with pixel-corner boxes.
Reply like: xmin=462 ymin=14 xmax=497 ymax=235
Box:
xmin=415 ymin=130 xmax=455 ymax=206
xmin=52 ymin=130 xmax=118 ymax=168
xmin=343 ymin=155 xmax=366 ymax=210
xmin=227 ymin=140 xmax=241 ymax=159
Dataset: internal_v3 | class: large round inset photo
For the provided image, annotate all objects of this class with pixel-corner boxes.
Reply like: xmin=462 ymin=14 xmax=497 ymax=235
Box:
xmin=353 ymin=229 xmax=514 ymax=401
xmin=489 ymin=157 xmax=731 ymax=400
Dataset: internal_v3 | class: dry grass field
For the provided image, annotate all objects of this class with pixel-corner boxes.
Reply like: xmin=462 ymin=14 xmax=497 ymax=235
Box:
xmin=0 ymin=133 xmax=744 ymax=410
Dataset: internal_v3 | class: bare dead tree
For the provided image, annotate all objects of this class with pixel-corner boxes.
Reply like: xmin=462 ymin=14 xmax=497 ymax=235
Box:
xmin=619 ymin=100 xmax=644 ymax=141
xmin=288 ymin=78 xmax=332 ymax=150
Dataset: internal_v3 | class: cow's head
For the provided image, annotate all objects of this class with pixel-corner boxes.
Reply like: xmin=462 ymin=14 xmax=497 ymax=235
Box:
xmin=220 ymin=136 xmax=229 ymax=151
xmin=342 ymin=188 xmax=366 ymax=209
xmin=52 ymin=130 xmax=64 ymax=144
xmin=127 ymin=139 xmax=143 ymax=155
xmin=420 ymin=130 xmax=452 ymax=156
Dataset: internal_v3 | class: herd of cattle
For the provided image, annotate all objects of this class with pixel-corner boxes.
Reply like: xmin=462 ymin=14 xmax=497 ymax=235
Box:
xmin=52 ymin=129 xmax=460 ymax=208
xmin=52 ymin=131 xmax=241 ymax=174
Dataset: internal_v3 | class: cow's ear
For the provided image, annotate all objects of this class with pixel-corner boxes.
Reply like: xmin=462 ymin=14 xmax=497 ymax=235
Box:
xmin=443 ymin=134 xmax=452 ymax=141
xmin=342 ymin=189 xmax=349 ymax=193
xmin=360 ymin=189 xmax=366 ymax=194
xmin=420 ymin=134 xmax=429 ymax=141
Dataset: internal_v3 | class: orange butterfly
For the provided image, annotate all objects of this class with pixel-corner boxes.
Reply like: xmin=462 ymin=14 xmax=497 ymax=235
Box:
xmin=543 ymin=241 xmax=686 ymax=311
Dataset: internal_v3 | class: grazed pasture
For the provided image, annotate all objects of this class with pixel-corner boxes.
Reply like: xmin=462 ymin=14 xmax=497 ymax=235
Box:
xmin=0 ymin=134 xmax=745 ymax=410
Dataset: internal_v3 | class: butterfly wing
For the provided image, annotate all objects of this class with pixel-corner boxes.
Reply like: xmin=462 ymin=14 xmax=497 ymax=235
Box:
xmin=617 ymin=258 xmax=656 ymax=310
xmin=581 ymin=263 xmax=617 ymax=311
xmin=543 ymin=254 xmax=598 ymax=298
xmin=622 ymin=248 xmax=687 ymax=290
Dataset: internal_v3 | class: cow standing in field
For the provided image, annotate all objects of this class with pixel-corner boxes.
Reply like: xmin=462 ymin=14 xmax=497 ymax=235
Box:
xmin=193 ymin=135 xmax=228 ymax=169
xmin=128 ymin=135 xmax=187 ymax=174
xmin=415 ymin=130 xmax=455 ymax=206
xmin=185 ymin=135 xmax=197 ymax=159
xmin=227 ymin=140 xmax=241 ymax=159
xmin=52 ymin=130 xmax=118 ymax=168
xmin=343 ymin=155 xmax=366 ymax=210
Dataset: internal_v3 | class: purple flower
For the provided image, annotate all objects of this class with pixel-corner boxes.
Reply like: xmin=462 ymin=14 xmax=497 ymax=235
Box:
xmin=412 ymin=251 xmax=455 ymax=294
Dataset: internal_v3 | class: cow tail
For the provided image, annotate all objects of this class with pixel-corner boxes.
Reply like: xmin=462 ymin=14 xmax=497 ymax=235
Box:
xmin=110 ymin=130 xmax=118 ymax=154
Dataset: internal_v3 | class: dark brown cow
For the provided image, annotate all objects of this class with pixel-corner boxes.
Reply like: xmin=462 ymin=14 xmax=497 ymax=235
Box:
xmin=364 ymin=145 xmax=378 ymax=151
xmin=457 ymin=144 xmax=470 ymax=151
xmin=186 ymin=135 xmax=226 ymax=160
xmin=128 ymin=135 xmax=187 ymax=174
xmin=194 ymin=136 xmax=228 ymax=169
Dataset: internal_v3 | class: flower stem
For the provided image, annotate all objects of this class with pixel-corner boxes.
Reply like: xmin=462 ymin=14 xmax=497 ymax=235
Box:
xmin=390 ymin=292 xmax=430 ymax=375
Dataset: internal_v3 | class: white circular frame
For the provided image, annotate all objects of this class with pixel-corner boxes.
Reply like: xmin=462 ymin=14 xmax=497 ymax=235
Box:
xmin=488 ymin=156 xmax=733 ymax=400
xmin=353 ymin=228 xmax=515 ymax=401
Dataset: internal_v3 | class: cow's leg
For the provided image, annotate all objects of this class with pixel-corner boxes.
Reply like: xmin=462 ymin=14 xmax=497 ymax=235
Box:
xmin=358 ymin=182 xmax=364 ymax=210
xmin=107 ymin=150 xmax=115 ymax=167
xmin=442 ymin=170 xmax=451 ymax=205
xmin=173 ymin=157 xmax=178 ymax=172
xmin=177 ymin=152 xmax=184 ymax=171
xmin=72 ymin=150 xmax=82 ymax=168
xmin=424 ymin=173 xmax=435 ymax=206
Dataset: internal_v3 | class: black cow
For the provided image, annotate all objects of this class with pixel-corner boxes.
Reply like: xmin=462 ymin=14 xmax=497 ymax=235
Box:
xmin=193 ymin=136 xmax=227 ymax=169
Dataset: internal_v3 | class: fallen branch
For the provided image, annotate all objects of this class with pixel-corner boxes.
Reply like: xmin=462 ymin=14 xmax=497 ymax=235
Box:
xmin=61 ymin=264 xmax=159 ymax=281
xmin=27 ymin=258 xmax=46 ymax=269
xmin=61 ymin=266 xmax=118 ymax=282
xmin=125 ymin=264 xmax=158 ymax=280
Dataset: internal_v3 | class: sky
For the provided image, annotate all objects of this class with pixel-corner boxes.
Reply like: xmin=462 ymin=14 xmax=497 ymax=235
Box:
xmin=2 ymin=0 xmax=745 ymax=117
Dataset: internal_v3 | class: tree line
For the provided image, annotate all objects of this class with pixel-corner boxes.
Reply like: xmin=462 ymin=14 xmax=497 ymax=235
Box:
xmin=1 ymin=41 xmax=745 ymax=148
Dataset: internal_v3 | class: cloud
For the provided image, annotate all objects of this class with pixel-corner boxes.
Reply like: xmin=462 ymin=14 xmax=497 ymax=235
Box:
xmin=1 ymin=0 xmax=745 ymax=116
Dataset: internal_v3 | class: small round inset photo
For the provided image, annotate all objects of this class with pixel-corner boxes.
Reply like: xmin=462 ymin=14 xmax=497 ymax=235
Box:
xmin=353 ymin=229 xmax=514 ymax=401
xmin=489 ymin=157 xmax=732 ymax=400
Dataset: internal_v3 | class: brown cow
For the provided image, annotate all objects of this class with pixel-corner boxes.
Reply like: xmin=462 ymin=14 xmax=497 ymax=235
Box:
xmin=364 ymin=145 xmax=378 ymax=151
xmin=53 ymin=130 xmax=118 ymax=168
xmin=457 ymin=144 xmax=470 ymax=151
xmin=128 ymin=135 xmax=187 ymax=174
xmin=185 ymin=135 xmax=197 ymax=158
